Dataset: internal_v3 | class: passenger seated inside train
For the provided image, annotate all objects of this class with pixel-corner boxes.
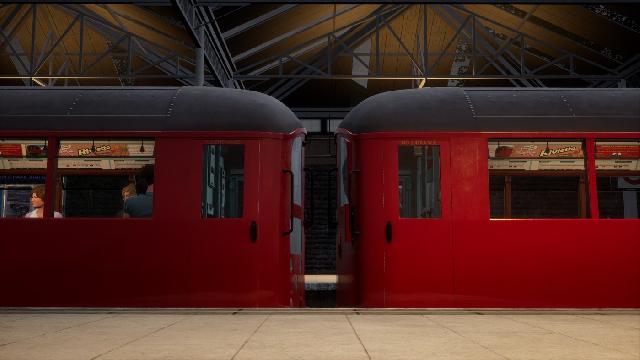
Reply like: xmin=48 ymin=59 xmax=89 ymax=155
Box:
xmin=123 ymin=164 xmax=154 ymax=218
xmin=117 ymin=183 xmax=137 ymax=217
xmin=25 ymin=185 xmax=63 ymax=218
xmin=121 ymin=183 xmax=136 ymax=202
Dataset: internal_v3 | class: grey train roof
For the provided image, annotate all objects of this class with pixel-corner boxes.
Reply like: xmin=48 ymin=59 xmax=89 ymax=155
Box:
xmin=0 ymin=87 xmax=302 ymax=133
xmin=340 ymin=88 xmax=640 ymax=133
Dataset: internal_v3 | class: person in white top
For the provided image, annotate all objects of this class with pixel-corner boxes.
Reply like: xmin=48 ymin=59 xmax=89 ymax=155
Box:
xmin=24 ymin=185 xmax=63 ymax=218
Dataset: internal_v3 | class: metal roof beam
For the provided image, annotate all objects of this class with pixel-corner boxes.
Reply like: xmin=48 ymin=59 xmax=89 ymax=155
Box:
xmin=269 ymin=5 xmax=409 ymax=100
xmin=1 ymin=29 xmax=30 ymax=85
xmin=0 ymin=4 xmax=31 ymax=58
xmin=97 ymin=4 xmax=204 ymax=85
xmin=453 ymin=5 xmax=623 ymax=73
xmin=97 ymin=4 xmax=192 ymax=47
xmin=235 ymin=5 xmax=409 ymax=77
xmin=0 ymin=4 xmax=205 ymax=85
xmin=235 ymin=4 xmax=408 ymax=78
xmin=492 ymin=4 xmax=624 ymax=66
xmin=459 ymin=5 xmax=626 ymax=86
xmin=223 ymin=4 xmax=296 ymax=40
xmin=233 ymin=4 xmax=359 ymax=63
xmin=584 ymin=5 xmax=640 ymax=35
xmin=431 ymin=5 xmax=529 ymax=86
xmin=174 ymin=0 xmax=240 ymax=87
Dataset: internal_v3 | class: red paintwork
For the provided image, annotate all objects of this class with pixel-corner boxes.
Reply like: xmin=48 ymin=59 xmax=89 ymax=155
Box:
xmin=0 ymin=130 xmax=305 ymax=307
xmin=337 ymin=131 xmax=640 ymax=308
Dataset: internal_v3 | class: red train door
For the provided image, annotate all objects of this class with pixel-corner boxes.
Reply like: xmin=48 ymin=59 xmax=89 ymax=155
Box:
xmin=164 ymin=139 xmax=261 ymax=306
xmin=382 ymin=139 xmax=453 ymax=307
xmin=203 ymin=140 xmax=261 ymax=305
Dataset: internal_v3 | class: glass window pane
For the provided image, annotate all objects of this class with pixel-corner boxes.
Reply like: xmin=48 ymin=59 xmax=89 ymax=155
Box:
xmin=595 ymin=140 xmax=639 ymax=219
xmin=0 ymin=176 xmax=46 ymax=218
xmin=56 ymin=139 xmax=155 ymax=218
xmin=0 ymin=139 xmax=48 ymax=219
xmin=489 ymin=175 xmax=505 ymax=218
xmin=62 ymin=175 xmax=131 ymax=217
xmin=597 ymin=176 xmax=640 ymax=219
xmin=292 ymin=137 xmax=303 ymax=205
xmin=488 ymin=139 xmax=588 ymax=219
xmin=398 ymin=145 xmax=440 ymax=218
xmin=511 ymin=176 xmax=581 ymax=219
xmin=202 ymin=144 xmax=244 ymax=218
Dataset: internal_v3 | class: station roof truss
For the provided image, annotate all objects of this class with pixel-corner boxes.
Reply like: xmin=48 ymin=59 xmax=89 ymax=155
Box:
xmin=1 ymin=3 xmax=639 ymax=106
xmin=0 ymin=3 xmax=231 ymax=87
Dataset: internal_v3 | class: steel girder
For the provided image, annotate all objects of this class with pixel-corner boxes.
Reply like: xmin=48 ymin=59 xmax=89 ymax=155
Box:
xmin=0 ymin=3 xmax=210 ymax=85
xmin=265 ymin=5 xmax=411 ymax=100
xmin=231 ymin=4 xmax=638 ymax=92
xmin=173 ymin=0 xmax=240 ymax=88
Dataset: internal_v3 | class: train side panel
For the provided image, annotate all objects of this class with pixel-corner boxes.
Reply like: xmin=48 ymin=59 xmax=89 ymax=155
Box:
xmin=0 ymin=135 xmax=299 ymax=307
xmin=451 ymin=136 xmax=640 ymax=307
xmin=350 ymin=133 xmax=640 ymax=308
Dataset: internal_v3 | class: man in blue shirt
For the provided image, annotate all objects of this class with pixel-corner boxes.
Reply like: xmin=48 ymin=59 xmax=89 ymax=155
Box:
xmin=124 ymin=164 xmax=154 ymax=218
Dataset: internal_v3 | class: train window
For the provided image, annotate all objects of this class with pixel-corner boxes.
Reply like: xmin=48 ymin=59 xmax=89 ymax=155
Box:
xmin=489 ymin=175 xmax=505 ymax=218
xmin=0 ymin=139 xmax=48 ymax=218
xmin=0 ymin=175 xmax=47 ymax=218
xmin=488 ymin=140 xmax=588 ymax=219
xmin=202 ymin=144 xmax=244 ymax=218
xmin=398 ymin=145 xmax=441 ymax=218
xmin=595 ymin=140 xmax=640 ymax=219
xmin=56 ymin=139 xmax=155 ymax=218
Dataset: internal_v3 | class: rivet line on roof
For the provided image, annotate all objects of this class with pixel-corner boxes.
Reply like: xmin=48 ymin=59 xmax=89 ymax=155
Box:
xmin=560 ymin=95 xmax=576 ymax=117
xmin=463 ymin=91 xmax=477 ymax=118
xmin=66 ymin=93 xmax=82 ymax=115
xmin=166 ymin=88 xmax=181 ymax=117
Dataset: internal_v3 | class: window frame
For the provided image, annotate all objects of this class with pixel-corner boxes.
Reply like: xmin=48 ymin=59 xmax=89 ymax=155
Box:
xmin=488 ymin=138 xmax=590 ymax=220
xmin=397 ymin=143 xmax=442 ymax=219
xmin=0 ymin=137 xmax=49 ymax=219
xmin=53 ymin=137 xmax=157 ymax=219
xmin=593 ymin=139 xmax=640 ymax=219
xmin=201 ymin=141 xmax=247 ymax=220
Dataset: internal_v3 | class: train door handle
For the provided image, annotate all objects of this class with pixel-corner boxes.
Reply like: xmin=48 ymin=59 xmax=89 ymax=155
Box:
xmin=385 ymin=221 xmax=392 ymax=243
xmin=250 ymin=221 xmax=258 ymax=242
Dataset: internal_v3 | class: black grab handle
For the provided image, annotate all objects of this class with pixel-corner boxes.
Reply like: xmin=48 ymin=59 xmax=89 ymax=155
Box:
xmin=250 ymin=221 xmax=258 ymax=242
xmin=282 ymin=169 xmax=294 ymax=236
xmin=385 ymin=221 xmax=392 ymax=243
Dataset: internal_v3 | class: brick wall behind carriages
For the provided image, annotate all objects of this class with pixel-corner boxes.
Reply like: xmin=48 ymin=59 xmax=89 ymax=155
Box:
xmin=304 ymin=137 xmax=337 ymax=275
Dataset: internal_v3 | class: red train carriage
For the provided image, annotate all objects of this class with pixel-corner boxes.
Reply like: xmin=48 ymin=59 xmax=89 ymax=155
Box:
xmin=0 ymin=86 xmax=305 ymax=307
xmin=336 ymin=88 xmax=640 ymax=308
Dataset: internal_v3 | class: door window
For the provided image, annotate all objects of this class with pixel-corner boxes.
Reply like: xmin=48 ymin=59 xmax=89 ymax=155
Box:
xmin=398 ymin=145 xmax=441 ymax=218
xmin=202 ymin=144 xmax=244 ymax=218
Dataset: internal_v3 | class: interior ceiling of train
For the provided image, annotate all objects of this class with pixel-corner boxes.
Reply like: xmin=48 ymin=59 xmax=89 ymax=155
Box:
xmin=1 ymin=2 xmax=639 ymax=108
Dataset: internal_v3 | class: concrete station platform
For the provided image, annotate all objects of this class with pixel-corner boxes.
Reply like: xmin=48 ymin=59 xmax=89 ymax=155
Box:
xmin=0 ymin=309 xmax=638 ymax=360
